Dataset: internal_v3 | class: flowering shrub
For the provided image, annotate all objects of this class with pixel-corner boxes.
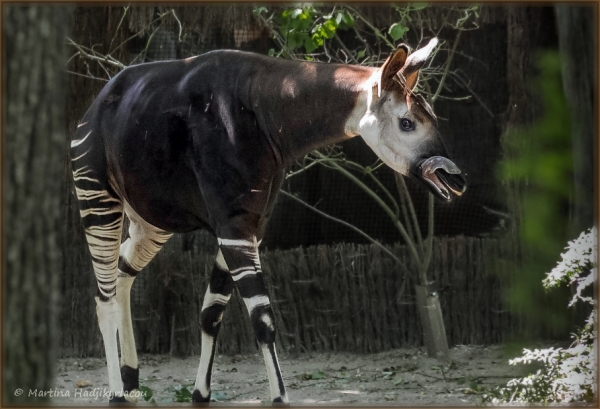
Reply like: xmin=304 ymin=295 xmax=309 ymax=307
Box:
xmin=484 ymin=228 xmax=597 ymax=404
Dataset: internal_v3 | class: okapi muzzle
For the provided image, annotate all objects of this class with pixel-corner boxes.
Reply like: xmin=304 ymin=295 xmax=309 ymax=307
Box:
xmin=412 ymin=154 xmax=467 ymax=202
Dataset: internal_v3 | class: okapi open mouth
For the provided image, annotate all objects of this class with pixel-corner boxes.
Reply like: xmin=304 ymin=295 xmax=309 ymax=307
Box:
xmin=414 ymin=156 xmax=467 ymax=202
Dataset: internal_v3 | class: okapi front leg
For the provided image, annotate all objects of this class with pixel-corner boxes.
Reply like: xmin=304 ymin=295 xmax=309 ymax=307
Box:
xmin=193 ymin=250 xmax=234 ymax=403
xmin=219 ymin=238 xmax=288 ymax=404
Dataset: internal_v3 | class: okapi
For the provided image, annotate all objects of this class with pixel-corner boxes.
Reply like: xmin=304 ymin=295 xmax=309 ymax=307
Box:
xmin=70 ymin=37 xmax=466 ymax=404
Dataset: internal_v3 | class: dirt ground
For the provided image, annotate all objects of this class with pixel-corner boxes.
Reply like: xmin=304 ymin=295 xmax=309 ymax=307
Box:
xmin=50 ymin=345 xmax=525 ymax=406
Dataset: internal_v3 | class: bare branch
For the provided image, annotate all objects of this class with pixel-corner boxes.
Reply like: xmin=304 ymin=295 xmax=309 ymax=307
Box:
xmin=432 ymin=30 xmax=461 ymax=104
xmin=107 ymin=10 xmax=173 ymax=56
xmin=67 ymin=37 xmax=126 ymax=69
xmin=170 ymin=9 xmax=183 ymax=42
xmin=346 ymin=6 xmax=395 ymax=49
xmin=395 ymin=173 xmax=424 ymax=253
xmin=334 ymin=34 xmax=359 ymax=64
xmin=65 ymin=70 xmax=109 ymax=82
xmin=313 ymin=151 xmax=421 ymax=264
xmin=108 ymin=4 xmax=130 ymax=52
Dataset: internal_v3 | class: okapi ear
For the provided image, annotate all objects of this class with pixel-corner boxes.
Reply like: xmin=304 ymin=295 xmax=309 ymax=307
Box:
xmin=404 ymin=71 xmax=419 ymax=91
xmin=380 ymin=44 xmax=410 ymax=93
xmin=400 ymin=37 xmax=438 ymax=80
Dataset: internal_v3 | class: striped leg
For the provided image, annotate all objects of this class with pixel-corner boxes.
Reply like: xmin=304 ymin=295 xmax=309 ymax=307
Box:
xmin=193 ymin=250 xmax=234 ymax=403
xmin=72 ymin=133 xmax=126 ymax=402
xmin=117 ymin=203 xmax=172 ymax=398
xmin=219 ymin=237 xmax=288 ymax=404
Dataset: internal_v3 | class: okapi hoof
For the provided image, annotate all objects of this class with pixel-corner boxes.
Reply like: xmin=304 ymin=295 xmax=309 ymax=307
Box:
xmin=272 ymin=397 xmax=290 ymax=406
xmin=191 ymin=389 xmax=211 ymax=405
xmin=121 ymin=365 xmax=140 ymax=393
xmin=109 ymin=395 xmax=132 ymax=406
xmin=124 ymin=390 xmax=142 ymax=404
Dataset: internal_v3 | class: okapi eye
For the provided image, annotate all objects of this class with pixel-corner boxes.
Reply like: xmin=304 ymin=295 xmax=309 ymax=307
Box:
xmin=400 ymin=118 xmax=414 ymax=131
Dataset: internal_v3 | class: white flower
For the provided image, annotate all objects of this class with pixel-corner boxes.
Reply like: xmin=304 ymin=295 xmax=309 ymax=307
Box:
xmin=487 ymin=228 xmax=597 ymax=404
xmin=544 ymin=227 xmax=597 ymax=290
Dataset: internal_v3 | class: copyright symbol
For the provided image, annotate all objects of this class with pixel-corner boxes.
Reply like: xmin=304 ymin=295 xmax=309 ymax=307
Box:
xmin=14 ymin=388 xmax=23 ymax=397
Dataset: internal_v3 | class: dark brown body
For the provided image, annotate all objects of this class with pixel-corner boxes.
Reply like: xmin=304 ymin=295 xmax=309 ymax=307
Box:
xmin=74 ymin=50 xmax=374 ymax=236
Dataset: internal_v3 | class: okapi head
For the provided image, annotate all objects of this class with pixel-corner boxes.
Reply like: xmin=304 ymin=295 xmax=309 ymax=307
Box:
xmin=355 ymin=38 xmax=466 ymax=201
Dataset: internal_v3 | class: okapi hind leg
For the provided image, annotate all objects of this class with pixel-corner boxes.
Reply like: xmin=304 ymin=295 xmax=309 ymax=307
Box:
xmin=218 ymin=237 xmax=288 ymax=404
xmin=72 ymin=144 xmax=126 ymax=402
xmin=193 ymin=249 xmax=234 ymax=404
xmin=117 ymin=203 xmax=172 ymax=397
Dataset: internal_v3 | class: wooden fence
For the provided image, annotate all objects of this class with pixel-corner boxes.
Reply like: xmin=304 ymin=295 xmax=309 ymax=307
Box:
xmin=59 ymin=228 xmax=524 ymax=357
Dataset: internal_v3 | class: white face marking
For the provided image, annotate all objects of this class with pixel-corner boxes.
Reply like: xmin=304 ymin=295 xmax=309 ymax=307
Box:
xmin=354 ymin=88 xmax=437 ymax=175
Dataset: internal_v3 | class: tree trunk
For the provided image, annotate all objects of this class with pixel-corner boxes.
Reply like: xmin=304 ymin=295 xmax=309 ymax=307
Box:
xmin=415 ymin=284 xmax=450 ymax=361
xmin=3 ymin=5 xmax=72 ymax=404
xmin=555 ymin=5 xmax=596 ymax=235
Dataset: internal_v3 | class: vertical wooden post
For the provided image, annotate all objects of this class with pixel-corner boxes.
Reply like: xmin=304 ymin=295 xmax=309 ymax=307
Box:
xmin=415 ymin=284 xmax=450 ymax=361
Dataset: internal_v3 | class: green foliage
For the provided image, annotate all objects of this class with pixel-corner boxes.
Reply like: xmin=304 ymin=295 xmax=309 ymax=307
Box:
xmin=500 ymin=52 xmax=573 ymax=254
xmin=388 ymin=4 xmax=418 ymax=41
xmin=161 ymin=384 xmax=195 ymax=402
xmin=138 ymin=385 xmax=154 ymax=402
xmin=173 ymin=385 xmax=193 ymax=402
xmin=271 ymin=6 xmax=355 ymax=54
xmin=499 ymin=51 xmax=575 ymax=338
xmin=278 ymin=7 xmax=315 ymax=52
xmin=255 ymin=4 xmax=467 ymax=58
xmin=388 ymin=22 xmax=409 ymax=42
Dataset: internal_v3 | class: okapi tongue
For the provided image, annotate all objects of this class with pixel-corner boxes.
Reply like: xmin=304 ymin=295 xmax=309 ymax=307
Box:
xmin=420 ymin=156 xmax=467 ymax=201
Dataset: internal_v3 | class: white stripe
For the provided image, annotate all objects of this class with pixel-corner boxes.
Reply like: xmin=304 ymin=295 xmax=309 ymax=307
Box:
xmin=77 ymin=121 xmax=88 ymax=128
xmin=116 ymin=276 xmax=138 ymax=370
xmin=71 ymin=148 xmax=91 ymax=162
xmin=96 ymin=298 xmax=124 ymax=396
xmin=217 ymin=238 xmax=255 ymax=247
xmin=202 ymin=293 xmax=231 ymax=309
xmin=195 ymin=332 xmax=215 ymax=397
xmin=71 ymin=131 xmax=91 ymax=148
xmin=215 ymin=250 xmax=228 ymax=270
xmin=230 ymin=266 xmax=252 ymax=275
xmin=261 ymin=344 xmax=288 ymax=402
xmin=243 ymin=295 xmax=270 ymax=313
xmin=232 ymin=270 xmax=257 ymax=281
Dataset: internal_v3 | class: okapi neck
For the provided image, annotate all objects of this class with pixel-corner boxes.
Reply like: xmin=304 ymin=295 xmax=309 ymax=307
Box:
xmin=247 ymin=60 xmax=377 ymax=165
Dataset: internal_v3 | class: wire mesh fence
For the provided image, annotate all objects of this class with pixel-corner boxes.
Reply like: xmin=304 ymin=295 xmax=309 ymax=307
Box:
xmin=61 ymin=5 xmax=569 ymax=357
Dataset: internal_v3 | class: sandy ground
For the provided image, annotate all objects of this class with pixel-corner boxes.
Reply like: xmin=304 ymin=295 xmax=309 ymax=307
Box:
xmin=47 ymin=345 xmax=527 ymax=406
